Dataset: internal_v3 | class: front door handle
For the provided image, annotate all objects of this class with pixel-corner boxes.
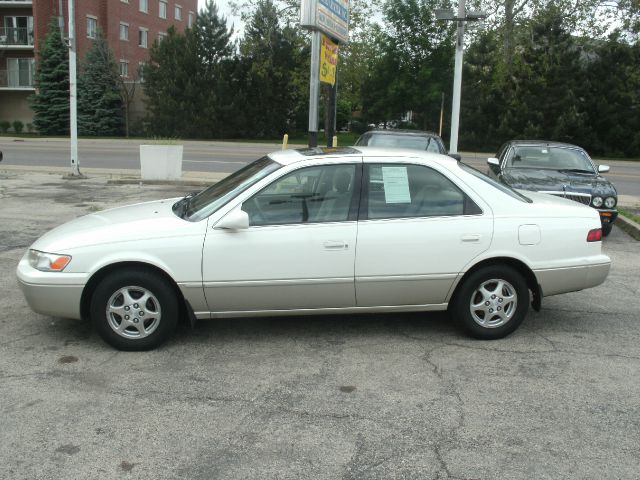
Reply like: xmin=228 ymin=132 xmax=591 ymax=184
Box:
xmin=461 ymin=234 xmax=481 ymax=243
xmin=323 ymin=241 xmax=348 ymax=250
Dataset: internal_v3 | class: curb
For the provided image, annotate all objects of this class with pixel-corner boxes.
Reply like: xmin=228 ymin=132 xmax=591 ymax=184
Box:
xmin=616 ymin=214 xmax=640 ymax=241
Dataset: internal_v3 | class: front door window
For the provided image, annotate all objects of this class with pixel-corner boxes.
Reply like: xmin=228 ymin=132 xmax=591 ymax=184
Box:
xmin=242 ymin=164 xmax=358 ymax=226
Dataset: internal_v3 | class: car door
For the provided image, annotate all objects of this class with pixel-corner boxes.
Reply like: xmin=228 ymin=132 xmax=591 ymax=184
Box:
xmin=202 ymin=161 xmax=361 ymax=313
xmin=355 ymin=160 xmax=493 ymax=307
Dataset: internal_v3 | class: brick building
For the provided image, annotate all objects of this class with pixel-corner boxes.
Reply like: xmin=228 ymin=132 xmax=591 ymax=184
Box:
xmin=1 ymin=0 xmax=197 ymax=128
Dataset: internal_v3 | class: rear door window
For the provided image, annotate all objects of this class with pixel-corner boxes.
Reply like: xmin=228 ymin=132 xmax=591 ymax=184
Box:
xmin=364 ymin=164 xmax=480 ymax=219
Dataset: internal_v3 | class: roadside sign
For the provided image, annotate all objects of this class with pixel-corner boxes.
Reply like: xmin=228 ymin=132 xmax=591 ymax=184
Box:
xmin=301 ymin=0 xmax=350 ymax=44
xmin=320 ymin=34 xmax=338 ymax=86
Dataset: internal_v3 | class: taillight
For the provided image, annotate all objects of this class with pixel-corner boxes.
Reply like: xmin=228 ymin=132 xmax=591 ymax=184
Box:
xmin=587 ymin=228 xmax=602 ymax=242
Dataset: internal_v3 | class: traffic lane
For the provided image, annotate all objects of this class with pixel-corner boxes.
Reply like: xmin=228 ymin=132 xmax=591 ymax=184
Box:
xmin=1 ymin=172 xmax=639 ymax=479
xmin=0 ymin=138 xmax=276 ymax=172
xmin=2 ymin=138 xmax=640 ymax=192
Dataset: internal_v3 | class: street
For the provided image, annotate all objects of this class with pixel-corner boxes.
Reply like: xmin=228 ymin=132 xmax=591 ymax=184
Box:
xmin=1 ymin=137 xmax=640 ymax=197
xmin=1 ymin=170 xmax=639 ymax=479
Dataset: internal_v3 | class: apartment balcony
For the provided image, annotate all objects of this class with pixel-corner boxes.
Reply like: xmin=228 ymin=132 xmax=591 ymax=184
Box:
xmin=0 ymin=68 xmax=35 ymax=90
xmin=0 ymin=1 xmax=33 ymax=8
xmin=0 ymin=27 xmax=34 ymax=48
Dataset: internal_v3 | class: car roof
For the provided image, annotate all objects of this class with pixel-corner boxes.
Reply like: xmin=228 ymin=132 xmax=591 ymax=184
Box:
xmin=268 ymin=146 xmax=457 ymax=167
xmin=363 ymin=129 xmax=441 ymax=137
xmin=506 ymin=140 xmax=584 ymax=149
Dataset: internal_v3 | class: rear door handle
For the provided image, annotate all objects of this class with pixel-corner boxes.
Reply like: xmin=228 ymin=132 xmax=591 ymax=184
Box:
xmin=461 ymin=234 xmax=481 ymax=243
xmin=323 ymin=241 xmax=348 ymax=250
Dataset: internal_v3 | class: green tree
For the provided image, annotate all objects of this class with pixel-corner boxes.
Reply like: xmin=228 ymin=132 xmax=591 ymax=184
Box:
xmin=239 ymin=0 xmax=303 ymax=137
xmin=77 ymin=29 xmax=124 ymax=136
xmin=30 ymin=19 xmax=69 ymax=135
xmin=143 ymin=27 xmax=200 ymax=137
xmin=194 ymin=0 xmax=236 ymax=138
xmin=362 ymin=0 xmax=455 ymax=132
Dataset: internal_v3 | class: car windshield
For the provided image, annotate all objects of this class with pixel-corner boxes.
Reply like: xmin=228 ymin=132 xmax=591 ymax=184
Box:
xmin=358 ymin=133 xmax=443 ymax=153
xmin=507 ymin=146 xmax=595 ymax=172
xmin=458 ymin=162 xmax=532 ymax=203
xmin=178 ymin=156 xmax=281 ymax=222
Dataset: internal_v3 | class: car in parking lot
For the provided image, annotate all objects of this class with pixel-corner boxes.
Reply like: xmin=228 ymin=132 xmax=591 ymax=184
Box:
xmin=17 ymin=147 xmax=611 ymax=350
xmin=487 ymin=140 xmax=618 ymax=235
xmin=355 ymin=129 xmax=461 ymax=160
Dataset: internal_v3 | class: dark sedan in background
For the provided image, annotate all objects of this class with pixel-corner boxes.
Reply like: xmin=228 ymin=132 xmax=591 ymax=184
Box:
xmin=488 ymin=141 xmax=618 ymax=235
xmin=355 ymin=129 xmax=462 ymax=161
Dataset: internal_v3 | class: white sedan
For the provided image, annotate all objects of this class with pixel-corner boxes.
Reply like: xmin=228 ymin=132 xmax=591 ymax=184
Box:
xmin=17 ymin=147 xmax=611 ymax=350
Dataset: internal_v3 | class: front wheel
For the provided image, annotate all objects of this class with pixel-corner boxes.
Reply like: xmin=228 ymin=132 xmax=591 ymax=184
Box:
xmin=90 ymin=269 xmax=179 ymax=351
xmin=602 ymin=223 xmax=613 ymax=237
xmin=451 ymin=265 xmax=529 ymax=340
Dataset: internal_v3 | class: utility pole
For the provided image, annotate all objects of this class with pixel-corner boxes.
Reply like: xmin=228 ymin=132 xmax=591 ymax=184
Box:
xmin=68 ymin=0 xmax=80 ymax=177
xmin=435 ymin=3 xmax=486 ymax=155
xmin=308 ymin=31 xmax=321 ymax=148
xmin=449 ymin=0 xmax=465 ymax=155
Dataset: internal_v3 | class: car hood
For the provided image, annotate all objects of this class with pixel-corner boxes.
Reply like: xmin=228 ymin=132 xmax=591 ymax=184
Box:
xmin=501 ymin=168 xmax=616 ymax=196
xmin=30 ymin=198 xmax=193 ymax=252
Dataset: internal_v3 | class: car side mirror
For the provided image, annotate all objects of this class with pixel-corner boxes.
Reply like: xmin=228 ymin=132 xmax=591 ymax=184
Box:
xmin=487 ymin=157 xmax=500 ymax=167
xmin=598 ymin=165 xmax=610 ymax=173
xmin=215 ymin=208 xmax=249 ymax=230
xmin=448 ymin=153 xmax=462 ymax=161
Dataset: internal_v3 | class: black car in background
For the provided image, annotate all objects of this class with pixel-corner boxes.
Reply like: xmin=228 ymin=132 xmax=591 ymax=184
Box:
xmin=355 ymin=129 xmax=462 ymax=161
xmin=488 ymin=140 xmax=618 ymax=235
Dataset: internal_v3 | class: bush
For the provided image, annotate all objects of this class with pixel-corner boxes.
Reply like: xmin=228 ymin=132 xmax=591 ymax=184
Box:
xmin=26 ymin=123 xmax=34 ymax=133
xmin=13 ymin=121 xmax=24 ymax=134
xmin=0 ymin=120 xmax=10 ymax=134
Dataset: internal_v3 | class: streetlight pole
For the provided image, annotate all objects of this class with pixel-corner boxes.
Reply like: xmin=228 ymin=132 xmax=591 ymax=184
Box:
xmin=68 ymin=0 xmax=80 ymax=177
xmin=449 ymin=0 xmax=465 ymax=154
xmin=436 ymin=3 xmax=486 ymax=155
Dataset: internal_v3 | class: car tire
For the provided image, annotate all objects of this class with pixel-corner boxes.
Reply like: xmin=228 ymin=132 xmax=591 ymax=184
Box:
xmin=90 ymin=269 xmax=179 ymax=351
xmin=452 ymin=265 xmax=529 ymax=340
xmin=602 ymin=224 xmax=613 ymax=237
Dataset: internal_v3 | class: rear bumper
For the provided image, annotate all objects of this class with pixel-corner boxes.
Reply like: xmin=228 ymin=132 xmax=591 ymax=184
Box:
xmin=534 ymin=256 xmax=611 ymax=297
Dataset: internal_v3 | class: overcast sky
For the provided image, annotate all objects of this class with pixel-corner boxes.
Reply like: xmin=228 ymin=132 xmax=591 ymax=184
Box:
xmin=197 ymin=0 xmax=242 ymax=34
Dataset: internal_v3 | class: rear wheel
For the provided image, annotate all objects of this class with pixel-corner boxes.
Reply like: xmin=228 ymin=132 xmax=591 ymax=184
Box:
xmin=452 ymin=265 xmax=529 ymax=340
xmin=90 ymin=269 xmax=178 ymax=351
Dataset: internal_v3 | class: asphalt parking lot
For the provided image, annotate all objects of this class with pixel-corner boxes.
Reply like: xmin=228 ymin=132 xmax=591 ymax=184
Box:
xmin=1 ymin=170 xmax=639 ymax=480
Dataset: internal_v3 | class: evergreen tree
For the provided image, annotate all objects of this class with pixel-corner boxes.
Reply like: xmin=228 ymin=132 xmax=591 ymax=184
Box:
xmin=30 ymin=19 xmax=69 ymax=136
xmin=194 ymin=0 xmax=236 ymax=138
xmin=143 ymin=27 xmax=201 ymax=137
xmin=239 ymin=0 xmax=301 ymax=137
xmin=78 ymin=29 xmax=124 ymax=136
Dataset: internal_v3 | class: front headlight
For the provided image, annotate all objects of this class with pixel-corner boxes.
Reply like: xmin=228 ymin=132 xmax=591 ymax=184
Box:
xmin=592 ymin=196 xmax=603 ymax=208
xmin=28 ymin=250 xmax=72 ymax=272
xmin=604 ymin=196 xmax=616 ymax=209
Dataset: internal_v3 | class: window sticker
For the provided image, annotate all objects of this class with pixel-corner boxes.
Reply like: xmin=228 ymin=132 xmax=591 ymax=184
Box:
xmin=381 ymin=166 xmax=411 ymax=203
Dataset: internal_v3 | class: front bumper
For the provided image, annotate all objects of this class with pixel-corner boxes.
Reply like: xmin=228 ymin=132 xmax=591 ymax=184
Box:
xmin=16 ymin=256 xmax=86 ymax=320
xmin=596 ymin=208 xmax=617 ymax=226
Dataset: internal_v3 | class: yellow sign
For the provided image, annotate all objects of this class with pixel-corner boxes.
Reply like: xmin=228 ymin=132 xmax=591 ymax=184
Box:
xmin=320 ymin=34 xmax=339 ymax=86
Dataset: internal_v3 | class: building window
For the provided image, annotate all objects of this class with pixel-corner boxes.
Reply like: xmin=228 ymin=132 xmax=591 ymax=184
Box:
xmin=159 ymin=1 xmax=168 ymax=19
xmin=119 ymin=60 xmax=129 ymax=78
xmin=7 ymin=57 xmax=35 ymax=88
xmin=175 ymin=5 xmax=182 ymax=20
xmin=121 ymin=0 xmax=129 ymax=3
xmin=86 ymin=16 xmax=98 ymax=39
xmin=119 ymin=22 xmax=129 ymax=41
xmin=188 ymin=11 xmax=195 ymax=28
xmin=138 ymin=62 xmax=146 ymax=82
xmin=138 ymin=28 xmax=148 ymax=48
xmin=157 ymin=32 xmax=167 ymax=43
xmin=139 ymin=0 xmax=148 ymax=13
